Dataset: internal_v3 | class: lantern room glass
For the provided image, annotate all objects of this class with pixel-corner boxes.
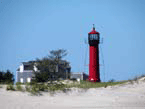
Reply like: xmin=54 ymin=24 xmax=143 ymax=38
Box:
xmin=89 ymin=34 xmax=99 ymax=41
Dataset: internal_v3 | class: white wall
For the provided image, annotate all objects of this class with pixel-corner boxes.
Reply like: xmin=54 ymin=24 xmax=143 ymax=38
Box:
xmin=34 ymin=65 xmax=38 ymax=72
xmin=16 ymin=72 xmax=18 ymax=83
xmin=20 ymin=64 xmax=24 ymax=72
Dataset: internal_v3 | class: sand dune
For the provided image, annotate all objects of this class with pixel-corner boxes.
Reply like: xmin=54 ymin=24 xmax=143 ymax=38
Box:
xmin=0 ymin=78 xmax=145 ymax=109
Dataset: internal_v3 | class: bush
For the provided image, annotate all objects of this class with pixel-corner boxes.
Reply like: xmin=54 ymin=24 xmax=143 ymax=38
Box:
xmin=104 ymin=84 xmax=107 ymax=88
xmin=38 ymin=84 xmax=48 ymax=91
xmin=48 ymin=83 xmax=65 ymax=92
xmin=28 ymin=83 xmax=47 ymax=95
xmin=16 ymin=82 xmax=23 ymax=85
xmin=24 ymin=82 xmax=66 ymax=95
xmin=16 ymin=84 xmax=23 ymax=91
xmin=30 ymin=84 xmax=40 ymax=95
xmin=25 ymin=82 xmax=31 ymax=86
xmin=6 ymin=84 xmax=15 ymax=91
xmin=30 ymin=81 xmax=37 ymax=85
xmin=25 ymin=84 xmax=31 ymax=92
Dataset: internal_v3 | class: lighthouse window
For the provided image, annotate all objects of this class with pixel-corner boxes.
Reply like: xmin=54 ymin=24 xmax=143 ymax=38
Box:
xmin=94 ymin=34 xmax=98 ymax=40
xmin=94 ymin=35 xmax=96 ymax=39
xmin=89 ymin=35 xmax=93 ymax=40
xmin=89 ymin=34 xmax=98 ymax=40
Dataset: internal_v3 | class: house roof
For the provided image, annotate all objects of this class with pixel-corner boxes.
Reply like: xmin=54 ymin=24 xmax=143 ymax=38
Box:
xmin=24 ymin=64 xmax=34 ymax=70
xmin=22 ymin=61 xmax=36 ymax=65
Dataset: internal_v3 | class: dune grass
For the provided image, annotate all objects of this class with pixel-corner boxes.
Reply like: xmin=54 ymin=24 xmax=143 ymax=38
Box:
xmin=5 ymin=75 xmax=145 ymax=95
xmin=65 ymin=80 xmax=127 ymax=89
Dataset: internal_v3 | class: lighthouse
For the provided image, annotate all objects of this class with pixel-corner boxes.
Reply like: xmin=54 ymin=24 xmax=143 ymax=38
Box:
xmin=88 ymin=24 xmax=100 ymax=82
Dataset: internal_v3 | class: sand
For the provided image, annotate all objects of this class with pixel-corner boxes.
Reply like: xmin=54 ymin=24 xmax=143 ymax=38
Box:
xmin=0 ymin=79 xmax=145 ymax=109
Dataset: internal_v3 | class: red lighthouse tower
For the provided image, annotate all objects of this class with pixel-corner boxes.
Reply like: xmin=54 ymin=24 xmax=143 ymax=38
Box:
xmin=88 ymin=25 xmax=100 ymax=82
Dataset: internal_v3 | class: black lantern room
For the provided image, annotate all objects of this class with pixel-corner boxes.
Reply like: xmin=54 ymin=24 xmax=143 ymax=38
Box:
xmin=88 ymin=25 xmax=100 ymax=46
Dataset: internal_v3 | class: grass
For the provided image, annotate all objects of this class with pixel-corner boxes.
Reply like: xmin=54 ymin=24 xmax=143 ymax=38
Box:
xmin=7 ymin=80 xmax=127 ymax=94
xmin=16 ymin=84 xmax=24 ymax=91
xmin=65 ymin=80 xmax=127 ymax=89
xmin=127 ymin=74 xmax=145 ymax=84
xmin=6 ymin=84 xmax=15 ymax=91
xmin=4 ymin=75 xmax=145 ymax=95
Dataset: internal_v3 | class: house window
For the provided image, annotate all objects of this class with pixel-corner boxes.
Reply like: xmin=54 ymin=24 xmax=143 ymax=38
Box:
xmin=20 ymin=78 xmax=23 ymax=83
xmin=27 ymin=78 xmax=31 ymax=83
xmin=24 ymin=65 xmax=30 ymax=70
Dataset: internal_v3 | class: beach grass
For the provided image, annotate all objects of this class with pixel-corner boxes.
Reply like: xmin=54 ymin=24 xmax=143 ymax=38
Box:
xmin=64 ymin=80 xmax=127 ymax=89
xmin=5 ymin=75 xmax=145 ymax=95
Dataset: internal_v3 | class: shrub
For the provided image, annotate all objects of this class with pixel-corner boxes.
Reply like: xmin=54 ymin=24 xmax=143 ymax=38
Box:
xmin=6 ymin=84 xmax=15 ymax=91
xmin=30 ymin=84 xmax=40 ymax=95
xmin=16 ymin=82 xmax=23 ymax=85
xmin=16 ymin=84 xmax=23 ymax=91
xmin=38 ymin=84 xmax=48 ymax=91
xmin=25 ymin=84 xmax=31 ymax=92
xmin=48 ymin=83 xmax=65 ymax=92
xmin=25 ymin=82 xmax=31 ymax=86
xmin=104 ymin=84 xmax=107 ymax=88
xmin=30 ymin=81 xmax=37 ymax=85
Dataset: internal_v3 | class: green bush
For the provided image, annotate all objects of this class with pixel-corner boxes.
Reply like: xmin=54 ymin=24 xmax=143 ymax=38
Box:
xmin=30 ymin=84 xmax=40 ymax=95
xmin=104 ymin=84 xmax=108 ymax=88
xmin=16 ymin=82 xmax=23 ymax=85
xmin=24 ymin=82 xmax=66 ymax=95
xmin=38 ymin=84 xmax=48 ymax=91
xmin=48 ymin=83 xmax=65 ymax=92
xmin=30 ymin=81 xmax=37 ymax=85
xmin=25 ymin=84 xmax=31 ymax=92
xmin=16 ymin=84 xmax=23 ymax=91
xmin=6 ymin=84 xmax=15 ymax=91
xmin=25 ymin=82 xmax=31 ymax=86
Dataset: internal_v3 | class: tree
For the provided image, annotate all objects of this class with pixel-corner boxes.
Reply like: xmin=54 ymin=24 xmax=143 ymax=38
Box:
xmin=32 ymin=58 xmax=52 ymax=82
xmin=48 ymin=49 xmax=67 ymax=63
xmin=3 ymin=70 xmax=14 ymax=84
xmin=0 ymin=71 xmax=3 ymax=83
xmin=0 ymin=70 xmax=14 ymax=84
xmin=32 ymin=49 xmax=70 ymax=83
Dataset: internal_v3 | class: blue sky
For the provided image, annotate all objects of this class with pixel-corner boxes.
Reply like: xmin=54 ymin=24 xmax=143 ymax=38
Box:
xmin=0 ymin=0 xmax=145 ymax=82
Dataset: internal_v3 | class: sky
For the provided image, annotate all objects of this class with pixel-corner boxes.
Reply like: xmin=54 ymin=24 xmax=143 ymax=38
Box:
xmin=0 ymin=0 xmax=145 ymax=82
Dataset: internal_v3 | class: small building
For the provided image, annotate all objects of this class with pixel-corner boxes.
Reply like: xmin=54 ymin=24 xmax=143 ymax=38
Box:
xmin=16 ymin=60 xmax=71 ymax=83
xmin=70 ymin=72 xmax=88 ymax=81
xmin=16 ymin=61 xmax=37 ymax=83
